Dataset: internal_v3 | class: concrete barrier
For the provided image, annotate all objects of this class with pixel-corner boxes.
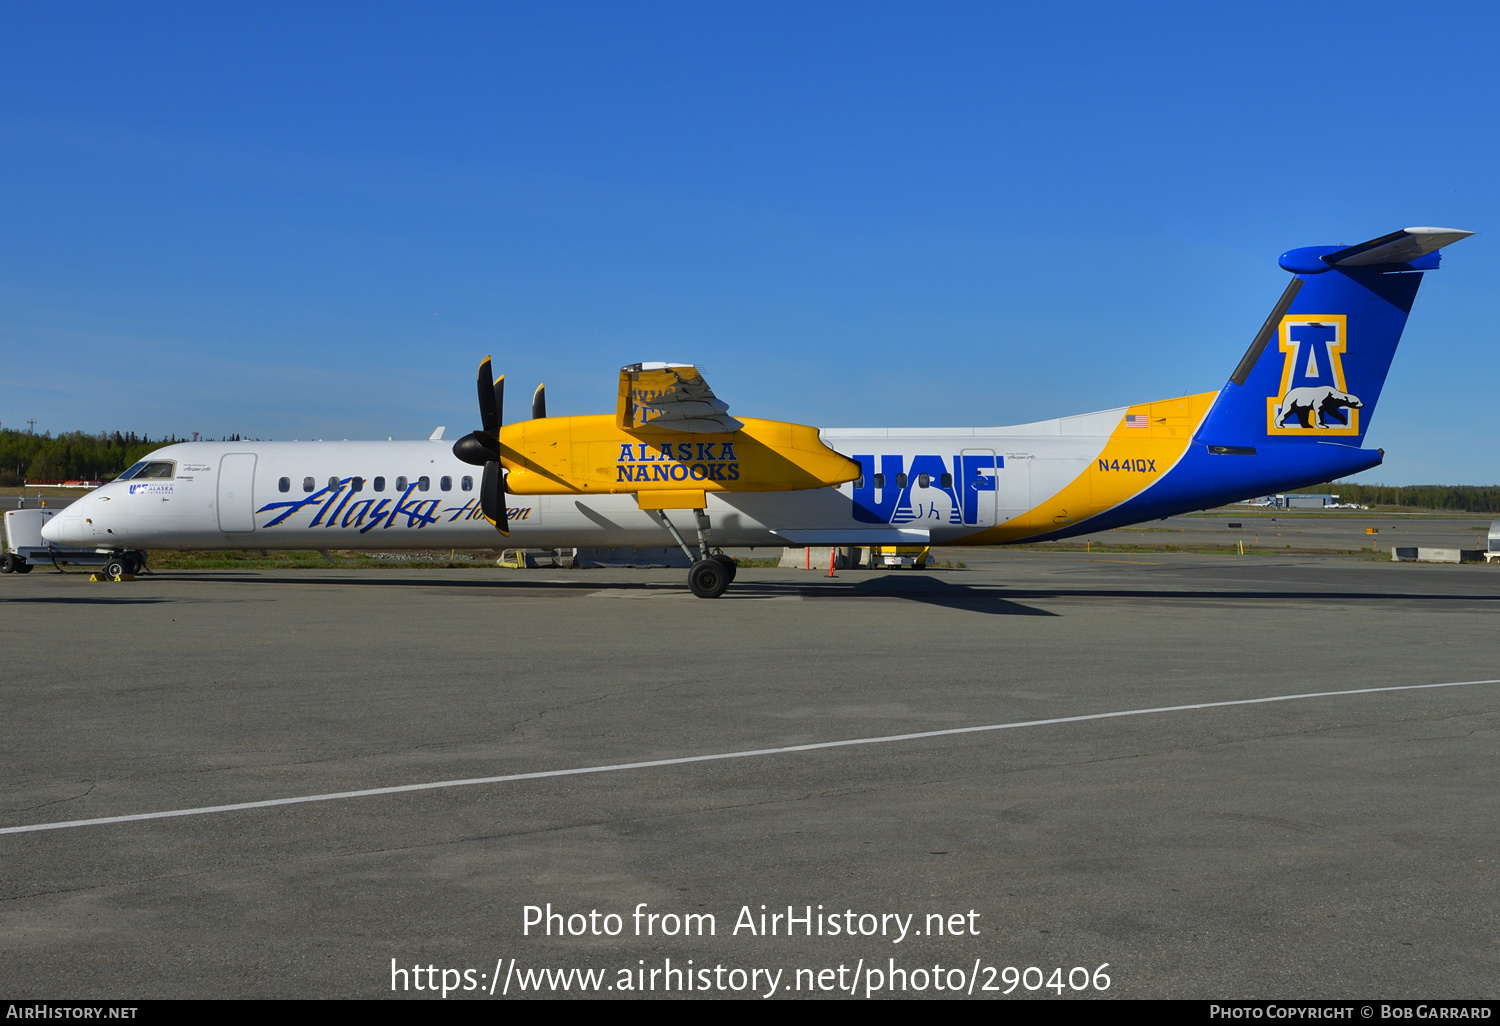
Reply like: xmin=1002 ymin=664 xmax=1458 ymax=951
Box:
xmin=500 ymin=547 xmax=696 ymax=568
xmin=778 ymin=546 xmax=858 ymax=569
xmin=1391 ymin=546 xmax=1486 ymax=563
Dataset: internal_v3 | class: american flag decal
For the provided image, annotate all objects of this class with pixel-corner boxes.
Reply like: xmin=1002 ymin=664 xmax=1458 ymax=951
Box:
xmin=1125 ymin=414 xmax=1149 ymax=428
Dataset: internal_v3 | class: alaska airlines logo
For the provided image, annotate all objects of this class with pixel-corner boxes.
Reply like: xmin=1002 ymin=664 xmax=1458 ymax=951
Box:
xmin=256 ymin=477 xmax=531 ymax=533
xmin=616 ymin=443 xmax=740 ymax=483
xmin=851 ymin=454 xmax=999 ymax=526
xmin=1267 ymin=315 xmax=1361 ymax=436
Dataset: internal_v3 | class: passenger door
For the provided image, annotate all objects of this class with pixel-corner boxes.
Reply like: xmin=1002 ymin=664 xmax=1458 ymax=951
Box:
xmin=217 ymin=454 xmax=258 ymax=533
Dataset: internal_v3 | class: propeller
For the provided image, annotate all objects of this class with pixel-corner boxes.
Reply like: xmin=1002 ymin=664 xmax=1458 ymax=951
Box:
xmin=452 ymin=357 xmax=508 ymax=535
xmin=532 ymin=383 xmax=546 ymax=420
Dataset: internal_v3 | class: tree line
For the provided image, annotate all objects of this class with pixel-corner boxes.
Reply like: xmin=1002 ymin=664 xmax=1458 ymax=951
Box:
xmin=0 ymin=428 xmax=243 ymax=486
xmin=1304 ymin=482 xmax=1500 ymax=513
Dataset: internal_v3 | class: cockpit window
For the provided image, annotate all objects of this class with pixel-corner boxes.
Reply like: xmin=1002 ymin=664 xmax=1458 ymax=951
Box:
xmin=137 ymin=461 xmax=176 ymax=479
xmin=117 ymin=461 xmax=149 ymax=481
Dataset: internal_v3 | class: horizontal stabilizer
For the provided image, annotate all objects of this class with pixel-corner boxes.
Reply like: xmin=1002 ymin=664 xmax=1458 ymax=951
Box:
xmin=773 ymin=528 xmax=931 ymax=544
xmin=1325 ymin=227 xmax=1473 ymax=267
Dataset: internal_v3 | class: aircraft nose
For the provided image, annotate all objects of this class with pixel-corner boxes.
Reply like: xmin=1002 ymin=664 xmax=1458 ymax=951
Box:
xmin=40 ymin=515 xmax=67 ymax=544
xmin=41 ymin=501 xmax=87 ymax=544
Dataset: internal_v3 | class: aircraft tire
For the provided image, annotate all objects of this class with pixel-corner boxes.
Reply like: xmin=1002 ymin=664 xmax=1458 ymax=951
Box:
xmin=102 ymin=557 xmax=127 ymax=579
xmin=122 ymin=552 xmax=143 ymax=575
xmin=688 ymin=558 xmax=730 ymax=599
xmin=712 ymin=553 xmax=737 ymax=582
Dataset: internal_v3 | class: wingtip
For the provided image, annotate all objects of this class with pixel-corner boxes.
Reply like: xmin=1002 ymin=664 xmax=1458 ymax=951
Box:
xmin=1402 ymin=226 xmax=1475 ymax=240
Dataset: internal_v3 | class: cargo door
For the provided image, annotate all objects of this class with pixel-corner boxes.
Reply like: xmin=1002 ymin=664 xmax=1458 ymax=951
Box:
xmin=998 ymin=453 xmax=1030 ymax=524
xmin=217 ymin=454 xmax=257 ymax=533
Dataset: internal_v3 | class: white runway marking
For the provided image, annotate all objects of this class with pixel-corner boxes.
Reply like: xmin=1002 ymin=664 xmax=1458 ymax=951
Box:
xmin=3 ymin=678 xmax=1495 ymax=836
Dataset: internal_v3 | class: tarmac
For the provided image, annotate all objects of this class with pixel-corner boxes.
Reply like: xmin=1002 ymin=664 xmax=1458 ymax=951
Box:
xmin=2 ymin=549 xmax=1498 ymax=999
xmin=1072 ymin=512 xmax=1496 ymax=554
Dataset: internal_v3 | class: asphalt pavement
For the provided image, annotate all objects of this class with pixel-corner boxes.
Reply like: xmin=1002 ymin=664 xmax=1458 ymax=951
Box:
xmin=2 ymin=553 xmax=1497 ymax=999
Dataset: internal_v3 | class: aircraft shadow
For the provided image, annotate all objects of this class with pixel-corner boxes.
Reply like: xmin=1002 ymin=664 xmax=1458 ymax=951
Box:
xmin=135 ymin=570 xmax=1057 ymax=615
xmin=1 ymin=596 xmax=171 ymax=605
xmin=787 ymin=575 xmax=1058 ymax=616
xmin=56 ymin=572 xmax=1500 ymax=615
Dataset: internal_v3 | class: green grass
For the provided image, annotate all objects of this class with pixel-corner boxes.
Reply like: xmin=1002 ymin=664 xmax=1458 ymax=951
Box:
xmin=146 ymin=549 xmax=504 ymax=570
xmin=1009 ymin=540 xmax=1385 ymax=557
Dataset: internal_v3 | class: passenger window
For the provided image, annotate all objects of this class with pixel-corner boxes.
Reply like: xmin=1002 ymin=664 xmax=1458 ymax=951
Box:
xmin=302 ymin=476 xmax=315 ymax=493
xmin=417 ymin=476 xmax=430 ymax=492
xmin=278 ymin=477 xmax=290 ymax=493
xmin=461 ymin=475 xmax=473 ymax=492
xmin=328 ymin=476 xmax=340 ymax=491
xmin=374 ymin=476 xmax=386 ymax=492
xmin=896 ymin=473 xmax=908 ymax=489
xmin=940 ymin=472 xmax=952 ymax=489
xmin=873 ymin=473 xmax=885 ymax=489
xmin=853 ymin=475 xmax=864 ymax=489
xmin=350 ymin=477 xmax=363 ymax=492
xmin=918 ymin=473 xmax=931 ymax=488
xmin=396 ymin=476 xmax=408 ymax=491
xmin=139 ymin=461 xmax=175 ymax=479
xmin=440 ymin=476 xmax=452 ymax=492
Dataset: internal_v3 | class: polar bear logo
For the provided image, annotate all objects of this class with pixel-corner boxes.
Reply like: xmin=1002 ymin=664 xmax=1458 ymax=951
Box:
xmin=1276 ymin=385 xmax=1363 ymax=429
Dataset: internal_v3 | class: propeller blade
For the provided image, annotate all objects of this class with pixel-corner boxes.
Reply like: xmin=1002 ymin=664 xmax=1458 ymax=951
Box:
xmin=480 ymin=462 xmax=509 ymax=535
xmin=493 ymin=373 xmax=505 ymax=432
xmin=476 ymin=357 xmax=498 ymax=434
xmin=532 ymin=383 xmax=546 ymax=420
xmin=453 ymin=431 xmax=501 ymax=466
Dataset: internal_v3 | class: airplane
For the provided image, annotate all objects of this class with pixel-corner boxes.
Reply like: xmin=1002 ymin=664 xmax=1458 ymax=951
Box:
xmin=36 ymin=226 xmax=1472 ymax=597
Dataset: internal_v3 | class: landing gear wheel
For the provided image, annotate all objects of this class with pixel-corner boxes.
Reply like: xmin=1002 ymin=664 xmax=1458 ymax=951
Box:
xmin=122 ymin=552 xmax=143 ymax=575
xmin=0 ymin=553 xmax=14 ymax=574
xmin=712 ymin=552 xmax=737 ymax=582
xmin=102 ymin=556 xmax=128 ymax=579
xmin=688 ymin=557 xmax=731 ymax=598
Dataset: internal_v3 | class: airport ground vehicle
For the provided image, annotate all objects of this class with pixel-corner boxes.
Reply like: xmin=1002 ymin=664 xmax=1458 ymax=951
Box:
xmin=41 ymin=227 xmax=1473 ymax=596
xmin=1 ymin=508 xmax=133 ymax=575
xmin=871 ymin=545 xmax=930 ymax=569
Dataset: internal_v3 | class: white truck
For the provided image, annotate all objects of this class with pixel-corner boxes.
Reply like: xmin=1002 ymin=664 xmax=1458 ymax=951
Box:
xmin=1 ymin=508 xmax=136 ymax=576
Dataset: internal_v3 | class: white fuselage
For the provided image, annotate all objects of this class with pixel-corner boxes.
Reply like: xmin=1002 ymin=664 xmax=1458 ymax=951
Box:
xmin=41 ymin=411 xmax=1130 ymax=553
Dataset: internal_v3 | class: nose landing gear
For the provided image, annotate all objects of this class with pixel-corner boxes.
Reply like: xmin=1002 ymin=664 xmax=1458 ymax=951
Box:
xmin=101 ymin=551 xmax=145 ymax=579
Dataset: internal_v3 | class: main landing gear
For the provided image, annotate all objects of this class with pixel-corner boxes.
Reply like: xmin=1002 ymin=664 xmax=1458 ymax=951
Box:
xmin=650 ymin=508 xmax=737 ymax=598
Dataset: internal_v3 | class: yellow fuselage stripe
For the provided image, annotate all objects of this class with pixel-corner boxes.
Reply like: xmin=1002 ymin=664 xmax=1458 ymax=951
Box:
xmin=956 ymin=390 xmax=1218 ymax=544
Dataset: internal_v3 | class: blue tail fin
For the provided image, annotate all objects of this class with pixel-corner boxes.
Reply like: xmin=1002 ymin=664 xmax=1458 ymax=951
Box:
xmin=1197 ymin=227 xmax=1472 ymax=448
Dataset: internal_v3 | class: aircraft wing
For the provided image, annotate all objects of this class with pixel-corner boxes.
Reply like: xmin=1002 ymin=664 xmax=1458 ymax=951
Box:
xmin=616 ymin=363 xmax=745 ymax=433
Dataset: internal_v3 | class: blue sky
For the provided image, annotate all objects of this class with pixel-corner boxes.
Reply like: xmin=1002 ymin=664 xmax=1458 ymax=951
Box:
xmin=2 ymin=2 xmax=1496 ymax=483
